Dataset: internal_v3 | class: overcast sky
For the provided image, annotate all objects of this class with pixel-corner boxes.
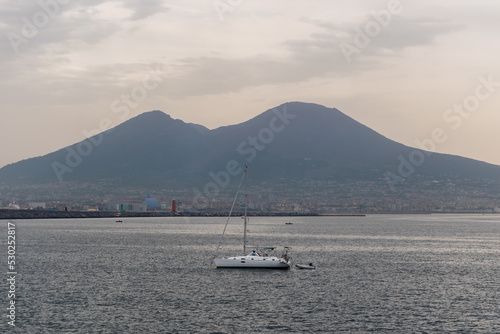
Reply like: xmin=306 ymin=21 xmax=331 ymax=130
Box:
xmin=1 ymin=0 xmax=500 ymax=169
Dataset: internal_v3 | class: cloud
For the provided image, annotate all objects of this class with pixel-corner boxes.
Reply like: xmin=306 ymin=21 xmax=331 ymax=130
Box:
xmin=303 ymin=14 xmax=463 ymax=58
xmin=367 ymin=16 xmax=463 ymax=51
xmin=0 ymin=2 xmax=466 ymax=106
xmin=0 ymin=0 xmax=168 ymax=60
xmin=154 ymin=14 xmax=462 ymax=99
xmin=121 ymin=0 xmax=169 ymax=21
xmin=0 ymin=2 xmax=121 ymax=60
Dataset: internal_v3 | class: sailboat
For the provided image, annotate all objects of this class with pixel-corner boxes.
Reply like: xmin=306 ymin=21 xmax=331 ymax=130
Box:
xmin=214 ymin=166 xmax=292 ymax=269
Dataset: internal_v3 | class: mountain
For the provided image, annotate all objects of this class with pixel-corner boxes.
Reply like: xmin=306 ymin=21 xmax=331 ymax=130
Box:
xmin=1 ymin=102 xmax=500 ymax=202
xmin=202 ymin=102 xmax=500 ymax=184
xmin=0 ymin=111 xmax=209 ymax=185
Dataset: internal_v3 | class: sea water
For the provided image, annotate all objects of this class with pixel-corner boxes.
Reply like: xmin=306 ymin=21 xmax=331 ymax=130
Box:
xmin=2 ymin=214 xmax=499 ymax=333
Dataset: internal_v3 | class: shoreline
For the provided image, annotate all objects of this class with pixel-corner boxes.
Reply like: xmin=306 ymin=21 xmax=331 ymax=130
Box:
xmin=0 ymin=209 xmax=322 ymax=220
xmin=1 ymin=209 xmax=498 ymax=220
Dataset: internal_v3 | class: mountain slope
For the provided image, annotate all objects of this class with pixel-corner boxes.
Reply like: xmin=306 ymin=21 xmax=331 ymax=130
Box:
xmin=202 ymin=102 xmax=408 ymax=178
xmin=1 ymin=102 xmax=500 ymax=188
xmin=200 ymin=102 xmax=500 ymax=182
xmin=0 ymin=110 xmax=208 ymax=184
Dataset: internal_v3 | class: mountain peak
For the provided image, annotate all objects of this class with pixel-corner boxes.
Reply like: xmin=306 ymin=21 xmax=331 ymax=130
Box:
xmin=1 ymin=102 xmax=500 ymax=194
xmin=132 ymin=109 xmax=171 ymax=121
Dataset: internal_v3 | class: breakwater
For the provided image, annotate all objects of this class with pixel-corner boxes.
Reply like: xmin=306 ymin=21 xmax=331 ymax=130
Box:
xmin=0 ymin=210 xmax=322 ymax=220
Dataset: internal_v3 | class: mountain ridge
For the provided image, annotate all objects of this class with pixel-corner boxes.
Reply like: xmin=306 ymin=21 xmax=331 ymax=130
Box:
xmin=1 ymin=102 xmax=500 ymax=193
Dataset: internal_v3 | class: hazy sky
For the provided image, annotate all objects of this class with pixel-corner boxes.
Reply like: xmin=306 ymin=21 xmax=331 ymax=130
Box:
xmin=1 ymin=0 xmax=500 ymax=169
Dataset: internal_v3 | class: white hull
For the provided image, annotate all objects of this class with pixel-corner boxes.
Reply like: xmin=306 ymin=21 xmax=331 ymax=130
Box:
xmin=214 ymin=255 xmax=290 ymax=269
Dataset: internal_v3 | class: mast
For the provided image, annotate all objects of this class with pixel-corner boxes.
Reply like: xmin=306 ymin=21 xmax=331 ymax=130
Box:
xmin=214 ymin=167 xmax=247 ymax=260
xmin=243 ymin=165 xmax=248 ymax=254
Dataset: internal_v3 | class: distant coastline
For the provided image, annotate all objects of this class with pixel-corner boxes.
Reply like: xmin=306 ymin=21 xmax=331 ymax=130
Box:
xmin=1 ymin=209 xmax=497 ymax=220
xmin=0 ymin=209 xmax=322 ymax=220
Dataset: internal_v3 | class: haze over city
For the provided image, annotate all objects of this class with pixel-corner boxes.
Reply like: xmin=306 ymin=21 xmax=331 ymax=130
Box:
xmin=1 ymin=0 xmax=500 ymax=169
